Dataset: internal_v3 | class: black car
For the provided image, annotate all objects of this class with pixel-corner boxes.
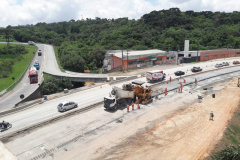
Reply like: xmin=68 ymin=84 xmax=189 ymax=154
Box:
xmin=174 ymin=71 xmax=185 ymax=76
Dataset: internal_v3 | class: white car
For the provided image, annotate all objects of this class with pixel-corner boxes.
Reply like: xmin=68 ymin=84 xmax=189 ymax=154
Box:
xmin=57 ymin=101 xmax=78 ymax=112
xmin=215 ymin=63 xmax=223 ymax=68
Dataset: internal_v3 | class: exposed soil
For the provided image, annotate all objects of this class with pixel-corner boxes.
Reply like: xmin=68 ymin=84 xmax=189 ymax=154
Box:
xmin=97 ymin=78 xmax=240 ymax=160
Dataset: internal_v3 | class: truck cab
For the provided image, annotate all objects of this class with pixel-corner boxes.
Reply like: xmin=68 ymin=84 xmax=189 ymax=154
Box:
xmin=104 ymin=96 xmax=117 ymax=110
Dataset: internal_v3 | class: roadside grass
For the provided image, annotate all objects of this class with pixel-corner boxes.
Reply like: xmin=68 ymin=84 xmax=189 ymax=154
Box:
xmin=53 ymin=46 xmax=65 ymax=72
xmin=207 ymin=104 xmax=240 ymax=159
xmin=0 ymin=44 xmax=37 ymax=92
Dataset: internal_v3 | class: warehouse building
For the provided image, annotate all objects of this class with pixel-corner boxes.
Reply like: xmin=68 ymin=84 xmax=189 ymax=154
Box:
xmin=172 ymin=49 xmax=240 ymax=63
xmin=102 ymin=49 xmax=176 ymax=72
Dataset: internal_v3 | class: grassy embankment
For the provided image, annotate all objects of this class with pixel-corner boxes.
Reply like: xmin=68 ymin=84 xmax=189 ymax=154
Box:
xmin=53 ymin=46 xmax=65 ymax=72
xmin=207 ymin=104 xmax=240 ymax=159
xmin=0 ymin=44 xmax=37 ymax=92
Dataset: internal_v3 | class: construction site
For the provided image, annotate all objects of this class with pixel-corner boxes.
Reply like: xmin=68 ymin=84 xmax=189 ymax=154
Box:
xmin=1 ymin=41 xmax=240 ymax=160
xmin=0 ymin=56 xmax=240 ymax=160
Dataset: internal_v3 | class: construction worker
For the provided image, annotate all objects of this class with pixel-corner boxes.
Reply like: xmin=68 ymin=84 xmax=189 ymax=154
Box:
xmin=170 ymin=77 xmax=172 ymax=82
xmin=127 ymin=103 xmax=129 ymax=112
xmin=136 ymin=96 xmax=138 ymax=103
xmin=165 ymin=88 xmax=167 ymax=96
xmin=184 ymin=79 xmax=186 ymax=83
xmin=210 ymin=111 xmax=214 ymax=121
xmin=138 ymin=103 xmax=140 ymax=109
xmin=195 ymin=78 xmax=197 ymax=84
xmin=132 ymin=101 xmax=134 ymax=110
xmin=179 ymin=82 xmax=183 ymax=93
xmin=178 ymin=87 xmax=181 ymax=93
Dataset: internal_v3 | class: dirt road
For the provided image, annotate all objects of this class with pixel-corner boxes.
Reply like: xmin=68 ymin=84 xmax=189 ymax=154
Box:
xmin=96 ymin=78 xmax=240 ymax=160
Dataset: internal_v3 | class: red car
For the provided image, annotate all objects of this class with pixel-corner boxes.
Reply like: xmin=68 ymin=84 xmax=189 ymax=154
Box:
xmin=233 ymin=61 xmax=240 ymax=64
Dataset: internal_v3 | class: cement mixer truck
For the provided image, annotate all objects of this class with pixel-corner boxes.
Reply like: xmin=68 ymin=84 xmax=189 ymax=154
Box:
xmin=104 ymin=81 xmax=153 ymax=110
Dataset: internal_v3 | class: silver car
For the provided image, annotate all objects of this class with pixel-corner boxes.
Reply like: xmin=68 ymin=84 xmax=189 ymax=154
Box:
xmin=57 ymin=101 xmax=78 ymax=112
xmin=222 ymin=62 xmax=229 ymax=66
xmin=215 ymin=63 xmax=223 ymax=68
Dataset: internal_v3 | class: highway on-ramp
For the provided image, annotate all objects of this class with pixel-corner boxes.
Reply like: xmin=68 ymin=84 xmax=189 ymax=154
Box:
xmin=0 ymin=43 xmax=43 ymax=111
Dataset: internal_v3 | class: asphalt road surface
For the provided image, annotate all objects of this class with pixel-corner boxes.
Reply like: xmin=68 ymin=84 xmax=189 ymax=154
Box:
xmin=0 ymin=43 xmax=43 ymax=111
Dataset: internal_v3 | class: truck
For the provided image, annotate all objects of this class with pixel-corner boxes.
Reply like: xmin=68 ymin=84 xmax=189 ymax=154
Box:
xmin=104 ymin=81 xmax=153 ymax=110
xmin=29 ymin=67 xmax=38 ymax=84
xmin=38 ymin=50 xmax=42 ymax=56
xmin=146 ymin=70 xmax=166 ymax=82
xmin=33 ymin=63 xmax=40 ymax=70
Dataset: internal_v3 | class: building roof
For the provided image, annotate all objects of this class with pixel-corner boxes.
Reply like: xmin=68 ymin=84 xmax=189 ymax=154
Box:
xmin=107 ymin=49 xmax=166 ymax=59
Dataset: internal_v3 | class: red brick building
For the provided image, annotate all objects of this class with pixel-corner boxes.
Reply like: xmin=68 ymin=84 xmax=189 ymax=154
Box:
xmin=102 ymin=49 xmax=176 ymax=72
xmin=200 ymin=49 xmax=240 ymax=61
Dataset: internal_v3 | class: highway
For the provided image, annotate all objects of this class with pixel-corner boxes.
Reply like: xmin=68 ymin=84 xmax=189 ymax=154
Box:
xmin=42 ymin=44 xmax=109 ymax=81
xmin=0 ymin=43 xmax=111 ymax=111
xmin=4 ymin=64 xmax=240 ymax=160
xmin=0 ymin=43 xmax=240 ymax=135
xmin=0 ymin=43 xmax=44 ymax=111
xmin=0 ymin=60 xmax=240 ymax=138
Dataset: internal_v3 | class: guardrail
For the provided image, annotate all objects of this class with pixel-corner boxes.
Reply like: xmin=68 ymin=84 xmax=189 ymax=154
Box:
xmin=0 ymin=51 xmax=36 ymax=97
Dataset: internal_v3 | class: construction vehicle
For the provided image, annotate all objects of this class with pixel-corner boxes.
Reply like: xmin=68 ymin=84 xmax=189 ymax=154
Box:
xmin=104 ymin=81 xmax=153 ymax=110
xmin=238 ymin=78 xmax=240 ymax=87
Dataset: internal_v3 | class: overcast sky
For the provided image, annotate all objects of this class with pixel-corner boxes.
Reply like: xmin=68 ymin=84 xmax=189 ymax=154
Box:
xmin=0 ymin=0 xmax=240 ymax=27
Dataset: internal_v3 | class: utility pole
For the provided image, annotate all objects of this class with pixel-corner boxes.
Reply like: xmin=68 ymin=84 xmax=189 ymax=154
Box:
xmin=122 ymin=49 xmax=124 ymax=72
xmin=127 ymin=50 xmax=129 ymax=71
xmin=196 ymin=44 xmax=199 ymax=62
xmin=112 ymin=54 xmax=114 ymax=69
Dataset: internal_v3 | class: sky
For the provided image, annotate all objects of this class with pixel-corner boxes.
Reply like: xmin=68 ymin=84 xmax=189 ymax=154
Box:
xmin=0 ymin=0 xmax=240 ymax=27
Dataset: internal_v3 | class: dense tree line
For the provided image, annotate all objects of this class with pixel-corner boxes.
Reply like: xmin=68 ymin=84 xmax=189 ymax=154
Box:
xmin=5 ymin=8 xmax=240 ymax=73
xmin=41 ymin=75 xmax=84 ymax=95
xmin=0 ymin=45 xmax=28 ymax=78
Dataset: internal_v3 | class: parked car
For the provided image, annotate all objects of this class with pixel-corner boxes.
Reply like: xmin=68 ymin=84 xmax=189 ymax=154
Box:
xmin=174 ymin=71 xmax=185 ymax=76
xmin=191 ymin=67 xmax=202 ymax=72
xmin=233 ymin=61 xmax=240 ymax=64
xmin=57 ymin=101 xmax=78 ymax=112
xmin=222 ymin=62 xmax=229 ymax=66
xmin=215 ymin=63 xmax=223 ymax=68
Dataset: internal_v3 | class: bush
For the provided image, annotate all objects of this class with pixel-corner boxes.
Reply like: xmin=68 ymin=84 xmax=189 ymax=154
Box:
xmin=0 ymin=59 xmax=14 ymax=78
xmin=41 ymin=75 xmax=74 ymax=95
xmin=211 ymin=145 xmax=240 ymax=160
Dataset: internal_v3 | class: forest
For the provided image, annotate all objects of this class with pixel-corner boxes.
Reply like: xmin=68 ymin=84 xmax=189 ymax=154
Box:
xmin=1 ymin=8 xmax=240 ymax=73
